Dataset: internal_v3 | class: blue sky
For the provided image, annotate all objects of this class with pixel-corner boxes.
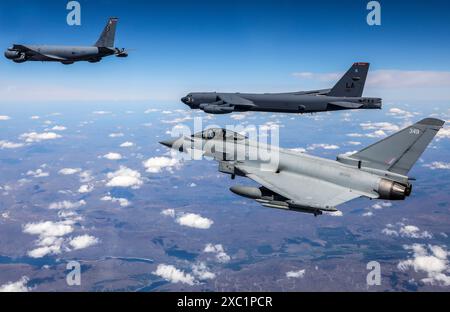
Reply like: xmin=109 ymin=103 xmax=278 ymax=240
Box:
xmin=0 ymin=0 xmax=450 ymax=103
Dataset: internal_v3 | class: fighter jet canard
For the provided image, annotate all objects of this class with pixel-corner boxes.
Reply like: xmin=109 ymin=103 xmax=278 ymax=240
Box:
xmin=160 ymin=118 xmax=445 ymax=216
xmin=181 ymin=63 xmax=382 ymax=115
xmin=4 ymin=17 xmax=128 ymax=65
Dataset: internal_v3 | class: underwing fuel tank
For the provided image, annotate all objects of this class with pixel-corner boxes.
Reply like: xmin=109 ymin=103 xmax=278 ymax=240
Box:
xmin=230 ymin=186 xmax=263 ymax=199
xmin=229 ymin=186 xmax=332 ymax=216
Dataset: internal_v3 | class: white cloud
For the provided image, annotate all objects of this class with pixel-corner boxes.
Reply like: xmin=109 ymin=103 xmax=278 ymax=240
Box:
xmin=120 ymin=141 xmax=135 ymax=148
xmin=144 ymin=108 xmax=159 ymax=114
xmin=50 ymin=126 xmax=66 ymax=131
xmin=48 ymin=200 xmax=86 ymax=210
xmin=192 ymin=262 xmax=216 ymax=280
xmin=93 ymin=111 xmax=111 ymax=115
xmin=204 ymin=244 xmax=231 ymax=263
xmin=372 ymin=202 xmax=392 ymax=210
xmin=78 ymin=184 xmax=94 ymax=194
xmin=69 ymin=235 xmax=99 ymax=250
xmin=0 ymin=115 xmax=11 ymax=121
xmin=424 ymin=162 xmax=450 ymax=170
xmin=143 ymin=157 xmax=179 ymax=173
xmin=307 ymin=144 xmax=339 ymax=151
xmin=382 ymin=223 xmax=432 ymax=239
xmin=400 ymin=225 xmax=433 ymax=239
xmin=103 ymin=152 xmax=123 ymax=160
xmin=79 ymin=170 xmax=93 ymax=183
xmin=153 ymin=264 xmax=195 ymax=286
xmin=286 ymin=269 xmax=306 ymax=279
xmin=436 ymin=127 xmax=450 ymax=141
xmin=176 ymin=213 xmax=214 ymax=230
xmin=20 ymin=132 xmax=62 ymax=143
xmin=30 ymin=116 xmax=40 ymax=120
xmin=0 ymin=140 xmax=24 ymax=149
xmin=363 ymin=211 xmax=374 ymax=217
xmin=106 ymin=166 xmax=143 ymax=188
xmin=388 ymin=108 xmax=416 ymax=119
xmin=0 ymin=276 xmax=30 ymax=292
xmin=109 ymin=133 xmax=124 ymax=138
xmin=360 ymin=122 xmax=400 ymax=133
xmin=161 ymin=208 xmax=176 ymax=218
xmin=230 ymin=114 xmax=247 ymax=121
xmin=23 ymin=221 xmax=74 ymax=258
xmin=398 ymin=244 xmax=450 ymax=286
xmin=26 ymin=169 xmax=49 ymax=178
xmin=101 ymin=195 xmax=130 ymax=207
xmin=58 ymin=168 xmax=82 ymax=175
xmin=348 ymin=141 xmax=361 ymax=146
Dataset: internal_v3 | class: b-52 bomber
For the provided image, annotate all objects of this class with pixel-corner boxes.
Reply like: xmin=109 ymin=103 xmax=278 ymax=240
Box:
xmin=4 ymin=17 xmax=128 ymax=65
xmin=181 ymin=63 xmax=382 ymax=115
xmin=160 ymin=118 xmax=444 ymax=216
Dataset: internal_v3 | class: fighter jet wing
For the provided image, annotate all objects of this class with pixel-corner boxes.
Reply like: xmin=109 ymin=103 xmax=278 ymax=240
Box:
xmin=236 ymin=163 xmax=363 ymax=210
xmin=328 ymin=101 xmax=364 ymax=109
xmin=217 ymin=94 xmax=256 ymax=108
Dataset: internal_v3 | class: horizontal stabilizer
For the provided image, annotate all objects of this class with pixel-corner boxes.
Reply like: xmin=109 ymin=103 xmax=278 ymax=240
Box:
xmin=328 ymin=101 xmax=364 ymax=109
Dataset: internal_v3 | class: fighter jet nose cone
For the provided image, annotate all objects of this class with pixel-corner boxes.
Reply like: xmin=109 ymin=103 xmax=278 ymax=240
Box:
xmin=159 ymin=139 xmax=175 ymax=148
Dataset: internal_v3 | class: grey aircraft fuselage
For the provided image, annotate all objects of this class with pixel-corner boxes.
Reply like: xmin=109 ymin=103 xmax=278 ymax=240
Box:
xmin=12 ymin=45 xmax=116 ymax=63
xmin=4 ymin=17 xmax=127 ymax=65
xmin=160 ymin=118 xmax=444 ymax=216
xmin=181 ymin=63 xmax=382 ymax=115
xmin=183 ymin=91 xmax=382 ymax=114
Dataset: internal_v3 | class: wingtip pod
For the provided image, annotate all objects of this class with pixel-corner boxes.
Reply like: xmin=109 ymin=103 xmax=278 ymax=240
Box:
xmin=417 ymin=118 xmax=445 ymax=128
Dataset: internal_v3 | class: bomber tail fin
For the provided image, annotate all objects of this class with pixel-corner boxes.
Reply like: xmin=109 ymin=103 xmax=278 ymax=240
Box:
xmin=346 ymin=118 xmax=445 ymax=176
xmin=94 ymin=17 xmax=118 ymax=48
xmin=328 ymin=63 xmax=370 ymax=97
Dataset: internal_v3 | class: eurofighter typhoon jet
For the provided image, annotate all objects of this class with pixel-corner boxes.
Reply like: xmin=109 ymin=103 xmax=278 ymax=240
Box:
xmin=160 ymin=118 xmax=444 ymax=216
xmin=4 ymin=18 xmax=128 ymax=65
xmin=181 ymin=63 xmax=382 ymax=115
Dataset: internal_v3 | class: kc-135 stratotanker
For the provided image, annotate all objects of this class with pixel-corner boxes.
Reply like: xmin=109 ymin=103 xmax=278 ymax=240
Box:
xmin=5 ymin=17 xmax=128 ymax=65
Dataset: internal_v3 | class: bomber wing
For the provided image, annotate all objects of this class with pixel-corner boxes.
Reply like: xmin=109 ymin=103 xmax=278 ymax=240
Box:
xmin=217 ymin=93 xmax=256 ymax=108
xmin=235 ymin=163 xmax=363 ymax=212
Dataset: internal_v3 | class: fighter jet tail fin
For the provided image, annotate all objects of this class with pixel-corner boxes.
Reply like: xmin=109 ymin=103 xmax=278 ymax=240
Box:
xmin=328 ymin=63 xmax=370 ymax=97
xmin=347 ymin=118 xmax=445 ymax=176
xmin=94 ymin=17 xmax=118 ymax=48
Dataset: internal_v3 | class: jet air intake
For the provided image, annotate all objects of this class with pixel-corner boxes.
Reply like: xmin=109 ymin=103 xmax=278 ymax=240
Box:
xmin=377 ymin=179 xmax=411 ymax=200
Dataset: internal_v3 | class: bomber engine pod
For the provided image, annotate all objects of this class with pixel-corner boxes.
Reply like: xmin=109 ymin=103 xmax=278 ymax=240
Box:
xmin=377 ymin=179 xmax=411 ymax=200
